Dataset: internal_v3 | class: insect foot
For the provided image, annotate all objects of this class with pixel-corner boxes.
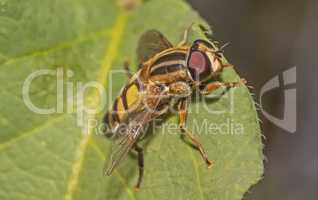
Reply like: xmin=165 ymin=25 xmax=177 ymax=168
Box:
xmin=224 ymin=78 xmax=247 ymax=88
xmin=206 ymin=159 xmax=214 ymax=169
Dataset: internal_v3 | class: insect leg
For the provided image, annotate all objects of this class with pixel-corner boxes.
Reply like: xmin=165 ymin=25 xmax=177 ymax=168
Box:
xmin=200 ymin=79 xmax=247 ymax=95
xmin=123 ymin=61 xmax=133 ymax=79
xmin=177 ymin=23 xmax=194 ymax=46
xmin=134 ymin=144 xmax=144 ymax=190
xmin=178 ymin=98 xmax=213 ymax=168
xmin=168 ymin=81 xmax=192 ymax=97
xmin=199 ymin=81 xmax=223 ymax=95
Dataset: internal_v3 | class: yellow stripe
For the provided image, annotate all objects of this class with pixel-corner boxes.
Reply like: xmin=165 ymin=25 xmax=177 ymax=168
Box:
xmin=116 ymin=97 xmax=126 ymax=120
xmin=126 ymin=83 xmax=140 ymax=107
xmin=64 ymin=12 xmax=128 ymax=200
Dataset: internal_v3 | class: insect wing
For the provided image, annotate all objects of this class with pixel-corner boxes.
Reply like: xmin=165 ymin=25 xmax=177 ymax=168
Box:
xmin=137 ymin=29 xmax=173 ymax=64
xmin=105 ymin=109 xmax=153 ymax=175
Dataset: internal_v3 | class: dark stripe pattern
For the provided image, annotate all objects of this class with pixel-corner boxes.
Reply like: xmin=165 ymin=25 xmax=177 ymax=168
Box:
xmin=121 ymin=79 xmax=142 ymax=110
xmin=150 ymin=52 xmax=187 ymax=76
xmin=152 ymin=52 xmax=186 ymax=66
xmin=150 ymin=64 xmax=182 ymax=76
xmin=112 ymin=98 xmax=120 ymax=123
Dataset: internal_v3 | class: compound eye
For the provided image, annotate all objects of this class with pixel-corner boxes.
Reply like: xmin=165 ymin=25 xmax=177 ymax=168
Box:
xmin=188 ymin=50 xmax=210 ymax=81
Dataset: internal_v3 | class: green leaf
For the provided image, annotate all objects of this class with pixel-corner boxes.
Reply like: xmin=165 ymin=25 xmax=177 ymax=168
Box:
xmin=0 ymin=0 xmax=264 ymax=200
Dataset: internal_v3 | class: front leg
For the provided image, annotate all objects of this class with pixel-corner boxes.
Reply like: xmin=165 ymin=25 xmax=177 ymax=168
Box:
xmin=167 ymin=82 xmax=212 ymax=167
xmin=177 ymin=98 xmax=213 ymax=168
xmin=200 ymin=79 xmax=246 ymax=95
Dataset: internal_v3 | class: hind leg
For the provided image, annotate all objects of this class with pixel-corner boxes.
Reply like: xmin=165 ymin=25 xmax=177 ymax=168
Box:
xmin=134 ymin=144 xmax=144 ymax=190
xmin=123 ymin=61 xmax=133 ymax=79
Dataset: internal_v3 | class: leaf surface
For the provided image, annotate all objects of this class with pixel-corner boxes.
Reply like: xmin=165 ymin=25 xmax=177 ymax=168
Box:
xmin=0 ymin=0 xmax=263 ymax=199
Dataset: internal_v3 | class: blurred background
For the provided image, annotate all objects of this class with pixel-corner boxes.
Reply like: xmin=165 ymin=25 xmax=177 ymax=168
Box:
xmin=187 ymin=0 xmax=317 ymax=199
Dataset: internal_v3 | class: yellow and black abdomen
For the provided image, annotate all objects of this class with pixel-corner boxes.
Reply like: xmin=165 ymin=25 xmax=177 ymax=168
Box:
xmin=104 ymin=47 xmax=190 ymax=135
xmin=103 ymin=77 xmax=143 ymax=135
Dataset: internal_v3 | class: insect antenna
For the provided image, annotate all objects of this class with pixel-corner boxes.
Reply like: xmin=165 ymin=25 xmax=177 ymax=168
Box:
xmin=220 ymin=42 xmax=230 ymax=51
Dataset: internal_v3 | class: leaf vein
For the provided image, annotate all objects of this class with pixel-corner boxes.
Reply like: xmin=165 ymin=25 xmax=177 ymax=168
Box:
xmin=89 ymin=139 xmax=137 ymax=200
xmin=63 ymin=12 xmax=128 ymax=200
xmin=0 ymin=29 xmax=111 ymax=67
xmin=0 ymin=114 xmax=69 ymax=152
xmin=188 ymin=148 xmax=205 ymax=200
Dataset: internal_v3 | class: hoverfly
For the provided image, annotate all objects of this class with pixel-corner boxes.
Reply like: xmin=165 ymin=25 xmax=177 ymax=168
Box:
xmin=103 ymin=25 xmax=245 ymax=189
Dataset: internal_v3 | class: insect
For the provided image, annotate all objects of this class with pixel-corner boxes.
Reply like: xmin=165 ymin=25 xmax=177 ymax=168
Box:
xmin=103 ymin=24 xmax=246 ymax=189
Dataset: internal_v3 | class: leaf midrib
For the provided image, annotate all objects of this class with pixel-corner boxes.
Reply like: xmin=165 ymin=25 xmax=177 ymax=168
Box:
xmin=63 ymin=12 xmax=129 ymax=200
